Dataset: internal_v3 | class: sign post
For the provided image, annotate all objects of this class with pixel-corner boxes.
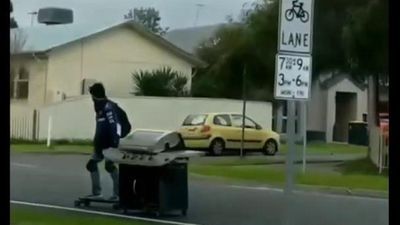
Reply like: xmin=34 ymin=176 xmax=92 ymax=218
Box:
xmin=275 ymin=0 xmax=314 ymax=224
xmin=303 ymin=102 xmax=307 ymax=173
xmin=241 ymin=66 xmax=247 ymax=158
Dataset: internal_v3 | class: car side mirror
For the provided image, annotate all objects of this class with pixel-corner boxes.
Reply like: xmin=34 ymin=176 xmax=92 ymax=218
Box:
xmin=256 ymin=124 xmax=262 ymax=130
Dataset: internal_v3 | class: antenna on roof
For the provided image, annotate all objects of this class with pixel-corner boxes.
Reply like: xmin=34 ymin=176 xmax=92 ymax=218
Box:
xmin=28 ymin=11 xmax=38 ymax=27
xmin=194 ymin=3 xmax=205 ymax=27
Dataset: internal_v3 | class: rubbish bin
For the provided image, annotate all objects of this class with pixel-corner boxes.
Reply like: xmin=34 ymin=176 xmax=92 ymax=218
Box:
xmin=348 ymin=121 xmax=368 ymax=146
xmin=103 ymin=129 xmax=202 ymax=216
xmin=119 ymin=162 xmax=188 ymax=216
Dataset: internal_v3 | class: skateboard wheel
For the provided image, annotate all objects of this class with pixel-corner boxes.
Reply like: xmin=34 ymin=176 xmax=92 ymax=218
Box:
xmin=83 ymin=200 xmax=90 ymax=207
xmin=112 ymin=204 xmax=120 ymax=210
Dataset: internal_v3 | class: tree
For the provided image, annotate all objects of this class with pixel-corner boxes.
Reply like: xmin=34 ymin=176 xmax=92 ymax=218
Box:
xmin=10 ymin=29 xmax=28 ymax=96
xmin=193 ymin=0 xmax=279 ymax=101
xmin=10 ymin=29 xmax=27 ymax=54
xmin=132 ymin=67 xmax=189 ymax=97
xmin=192 ymin=0 xmax=382 ymax=101
xmin=342 ymin=0 xmax=388 ymax=79
xmin=124 ymin=7 xmax=169 ymax=36
xmin=10 ymin=1 xmax=18 ymax=28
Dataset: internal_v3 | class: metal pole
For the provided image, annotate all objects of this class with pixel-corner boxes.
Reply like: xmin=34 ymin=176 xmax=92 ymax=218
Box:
xmin=47 ymin=116 xmax=53 ymax=148
xmin=28 ymin=11 xmax=37 ymax=27
xmin=302 ymin=102 xmax=307 ymax=173
xmin=241 ymin=66 xmax=247 ymax=158
xmin=285 ymin=100 xmax=296 ymax=193
xmin=283 ymin=100 xmax=296 ymax=225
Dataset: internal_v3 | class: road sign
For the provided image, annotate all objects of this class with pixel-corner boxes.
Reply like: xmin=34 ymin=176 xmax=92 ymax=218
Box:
xmin=278 ymin=0 xmax=314 ymax=53
xmin=274 ymin=53 xmax=312 ymax=100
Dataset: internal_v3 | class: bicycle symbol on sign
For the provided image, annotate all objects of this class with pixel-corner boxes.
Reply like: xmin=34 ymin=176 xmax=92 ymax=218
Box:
xmin=285 ymin=0 xmax=309 ymax=23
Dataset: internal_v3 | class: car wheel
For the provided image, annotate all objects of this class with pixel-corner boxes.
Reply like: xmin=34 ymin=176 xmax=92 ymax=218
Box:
xmin=210 ymin=139 xmax=225 ymax=156
xmin=262 ymin=139 xmax=278 ymax=156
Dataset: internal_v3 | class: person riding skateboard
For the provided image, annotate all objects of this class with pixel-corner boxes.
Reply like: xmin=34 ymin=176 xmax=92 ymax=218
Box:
xmin=85 ymin=83 xmax=121 ymax=201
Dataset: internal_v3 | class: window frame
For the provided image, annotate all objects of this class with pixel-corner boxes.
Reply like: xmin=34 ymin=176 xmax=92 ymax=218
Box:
xmin=213 ymin=114 xmax=232 ymax=127
xmin=11 ymin=67 xmax=29 ymax=100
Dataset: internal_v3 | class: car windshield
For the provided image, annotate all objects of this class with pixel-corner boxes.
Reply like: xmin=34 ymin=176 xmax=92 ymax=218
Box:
xmin=182 ymin=114 xmax=208 ymax=126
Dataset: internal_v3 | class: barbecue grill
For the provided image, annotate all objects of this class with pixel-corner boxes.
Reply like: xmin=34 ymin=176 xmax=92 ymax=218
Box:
xmin=103 ymin=129 xmax=203 ymax=216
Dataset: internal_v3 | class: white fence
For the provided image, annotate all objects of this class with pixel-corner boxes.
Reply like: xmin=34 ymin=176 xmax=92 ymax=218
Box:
xmin=10 ymin=104 xmax=38 ymax=140
xmin=37 ymin=96 xmax=273 ymax=140
xmin=369 ymin=126 xmax=389 ymax=172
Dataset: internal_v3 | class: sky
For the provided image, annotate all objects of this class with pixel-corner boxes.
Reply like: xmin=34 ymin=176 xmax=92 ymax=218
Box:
xmin=12 ymin=0 xmax=257 ymax=30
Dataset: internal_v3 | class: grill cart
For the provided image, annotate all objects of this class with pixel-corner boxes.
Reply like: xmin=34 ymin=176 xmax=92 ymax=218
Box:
xmin=103 ymin=129 xmax=203 ymax=216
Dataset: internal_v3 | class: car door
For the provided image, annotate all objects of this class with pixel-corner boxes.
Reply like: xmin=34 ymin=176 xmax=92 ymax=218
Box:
xmin=227 ymin=115 xmax=254 ymax=149
xmin=230 ymin=114 xmax=264 ymax=149
xmin=212 ymin=114 xmax=235 ymax=148
xmin=244 ymin=116 xmax=265 ymax=149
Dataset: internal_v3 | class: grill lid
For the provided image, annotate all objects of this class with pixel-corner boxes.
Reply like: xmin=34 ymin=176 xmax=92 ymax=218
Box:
xmin=119 ymin=129 xmax=185 ymax=154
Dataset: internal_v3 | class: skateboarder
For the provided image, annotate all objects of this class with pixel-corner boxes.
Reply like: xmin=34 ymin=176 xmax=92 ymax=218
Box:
xmin=85 ymin=83 xmax=123 ymax=201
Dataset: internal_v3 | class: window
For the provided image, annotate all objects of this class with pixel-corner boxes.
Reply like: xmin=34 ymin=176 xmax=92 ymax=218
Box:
xmin=182 ymin=114 xmax=208 ymax=126
xmin=231 ymin=115 xmax=257 ymax=129
xmin=11 ymin=67 xmax=29 ymax=99
xmin=213 ymin=114 xmax=231 ymax=126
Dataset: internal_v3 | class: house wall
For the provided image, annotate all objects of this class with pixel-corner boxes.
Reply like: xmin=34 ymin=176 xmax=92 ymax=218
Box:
xmin=37 ymin=96 xmax=273 ymax=140
xmin=326 ymin=77 xmax=368 ymax=142
xmin=307 ymin=80 xmax=328 ymax=135
xmin=46 ymin=26 xmax=194 ymax=104
xmin=10 ymin=55 xmax=48 ymax=107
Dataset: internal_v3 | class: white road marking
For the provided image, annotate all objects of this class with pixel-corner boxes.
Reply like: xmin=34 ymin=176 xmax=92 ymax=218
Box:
xmin=11 ymin=163 xmax=38 ymax=169
xmin=11 ymin=200 xmax=200 ymax=225
xmin=228 ymin=185 xmax=388 ymax=202
xmin=229 ymin=185 xmax=283 ymax=192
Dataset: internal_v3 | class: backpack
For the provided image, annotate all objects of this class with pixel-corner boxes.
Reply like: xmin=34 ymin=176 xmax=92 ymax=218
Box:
xmin=112 ymin=102 xmax=132 ymax=138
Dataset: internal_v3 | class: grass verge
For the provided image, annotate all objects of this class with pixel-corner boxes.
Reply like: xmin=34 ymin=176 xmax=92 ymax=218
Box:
xmin=11 ymin=141 xmax=367 ymax=156
xmin=189 ymin=157 xmax=388 ymax=192
xmin=11 ymin=144 xmax=92 ymax=154
xmin=279 ymin=142 xmax=368 ymax=155
xmin=11 ymin=204 xmax=161 ymax=225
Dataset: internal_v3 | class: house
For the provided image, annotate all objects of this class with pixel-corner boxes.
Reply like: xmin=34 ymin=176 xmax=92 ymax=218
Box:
xmin=10 ymin=20 xmax=205 ymax=108
xmin=165 ymin=24 xmax=225 ymax=54
xmin=274 ymin=71 xmax=368 ymax=143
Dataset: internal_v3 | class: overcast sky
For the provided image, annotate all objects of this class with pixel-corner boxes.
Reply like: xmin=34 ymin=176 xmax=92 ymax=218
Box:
xmin=12 ymin=0 xmax=257 ymax=30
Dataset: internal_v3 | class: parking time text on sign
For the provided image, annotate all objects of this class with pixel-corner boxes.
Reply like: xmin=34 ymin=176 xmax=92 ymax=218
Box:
xmin=274 ymin=53 xmax=312 ymax=100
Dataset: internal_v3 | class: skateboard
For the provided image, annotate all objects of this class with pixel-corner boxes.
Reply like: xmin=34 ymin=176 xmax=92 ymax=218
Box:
xmin=74 ymin=197 xmax=120 ymax=210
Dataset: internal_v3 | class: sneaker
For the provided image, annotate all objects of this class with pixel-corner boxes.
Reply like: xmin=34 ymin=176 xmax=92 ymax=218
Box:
xmin=85 ymin=194 xmax=103 ymax=200
xmin=108 ymin=195 xmax=119 ymax=201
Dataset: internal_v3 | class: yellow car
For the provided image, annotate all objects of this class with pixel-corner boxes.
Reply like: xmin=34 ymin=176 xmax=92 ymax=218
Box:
xmin=178 ymin=113 xmax=280 ymax=156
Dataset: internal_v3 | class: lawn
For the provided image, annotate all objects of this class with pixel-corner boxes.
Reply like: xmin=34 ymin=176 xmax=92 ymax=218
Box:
xmin=279 ymin=142 xmax=368 ymax=155
xmin=189 ymin=157 xmax=388 ymax=192
xmin=11 ymin=141 xmax=367 ymax=156
xmin=11 ymin=144 xmax=92 ymax=154
xmin=11 ymin=204 xmax=162 ymax=225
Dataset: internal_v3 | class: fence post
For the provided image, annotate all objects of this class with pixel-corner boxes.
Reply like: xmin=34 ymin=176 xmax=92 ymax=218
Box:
xmin=32 ymin=110 xmax=37 ymax=141
xmin=47 ymin=116 xmax=52 ymax=148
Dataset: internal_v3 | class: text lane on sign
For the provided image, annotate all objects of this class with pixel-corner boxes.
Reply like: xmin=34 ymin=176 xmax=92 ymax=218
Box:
xmin=274 ymin=53 xmax=312 ymax=100
xmin=279 ymin=0 xmax=314 ymax=53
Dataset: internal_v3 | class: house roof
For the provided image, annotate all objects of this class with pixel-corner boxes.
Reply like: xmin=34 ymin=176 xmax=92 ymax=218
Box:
xmin=320 ymin=73 xmax=367 ymax=90
xmin=10 ymin=20 xmax=206 ymax=67
xmin=164 ymin=24 xmax=225 ymax=54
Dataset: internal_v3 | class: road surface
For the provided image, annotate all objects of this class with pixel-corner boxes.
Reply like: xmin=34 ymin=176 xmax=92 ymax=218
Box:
xmin=11 ymin=153 xmax=388 ymax=225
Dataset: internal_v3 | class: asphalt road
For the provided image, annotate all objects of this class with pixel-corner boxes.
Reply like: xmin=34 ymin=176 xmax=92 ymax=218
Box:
xmin=10 ymin=153 xmax=388 ymax=225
